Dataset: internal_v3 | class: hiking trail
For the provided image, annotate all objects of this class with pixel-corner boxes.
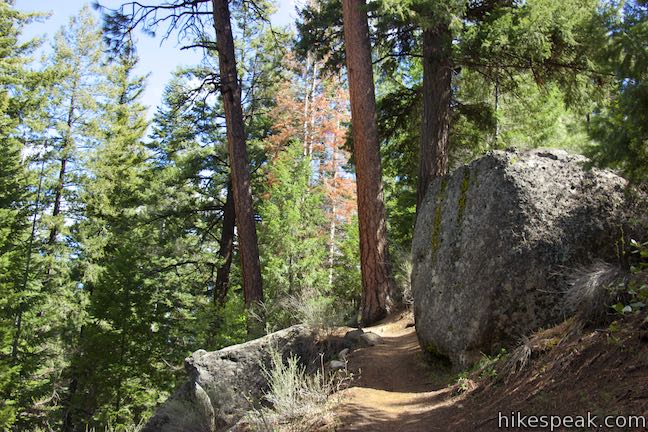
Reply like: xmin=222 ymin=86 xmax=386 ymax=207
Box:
xmin=334 ymin=314 xmax=463 ymax=431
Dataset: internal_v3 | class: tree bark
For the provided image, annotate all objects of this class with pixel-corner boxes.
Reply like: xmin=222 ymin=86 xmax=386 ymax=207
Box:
xmin=417 ymin=22 xmax=453 ymax=209
xmin=212 ymin=0 xmax=263 ymax=306
xmin=48 ymin=156 xmax=67 ymax=245
xmin=214 ymin=182 xmax=235 ymax=304
xmin=342 ymin=0 xmax=393 ymax=326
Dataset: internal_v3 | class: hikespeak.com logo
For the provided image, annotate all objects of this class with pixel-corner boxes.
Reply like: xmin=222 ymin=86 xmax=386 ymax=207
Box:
xmin=498 ymin=411 xmax=647 ymax=430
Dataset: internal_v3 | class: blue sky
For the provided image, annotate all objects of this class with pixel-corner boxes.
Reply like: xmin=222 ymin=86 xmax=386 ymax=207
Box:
xmin=16 ymin=0 xmax=299 ymax=116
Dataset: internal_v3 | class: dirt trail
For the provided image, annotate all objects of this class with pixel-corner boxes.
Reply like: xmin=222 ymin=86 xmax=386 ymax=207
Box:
xmin=332 ymin=311 xmax=648 ymax=432
xmin=334 ymin=315 xmax=459 ymax=432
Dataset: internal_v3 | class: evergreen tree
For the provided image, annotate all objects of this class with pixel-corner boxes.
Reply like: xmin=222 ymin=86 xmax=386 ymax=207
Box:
xmin=588 ymin=0 xmax=648 ymax=182
xmin=0 ymin=2 xmax=37 ymax=425
xmin=378 ymin=0 xmax=609 ymax=204
xmin=212 ymin=0 xmax=264 ymax=308
xmin=43 ymin=5 xmax=105 ymax=246
xmin=342 ymin=0 xmax=394 ymax=325
xmin=149 ymin=69 xmax=238 ymax=312
xmin=8 ymin=8 xmax=110 ymax=429
xmin=63 ymin=46 xmax=152 ymax=430
xmin=0 ymin=2 xmax=64 ymax=429
xmin=69 ymin=51 xmax=246 ymax=431
xmin=259 ymin=141 xmax=328 ymax=329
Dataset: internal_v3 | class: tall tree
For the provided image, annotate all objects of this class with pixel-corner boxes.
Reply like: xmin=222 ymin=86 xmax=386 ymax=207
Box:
xmin=381 ymin=0 xmax=608 ymax=205
xmin=211 ymin=0 xmax=263 ymax=307
xmin=0 ymin=3 xmax=107 ymax=430
xmin=0 ymin=3 xmax=40 ymax=426
xmin=102 ymin=0 xmax=269 ymax=308
xmin=342 ymin=0 xmax=394 ymax=325
xmin=45 ymin=5 xmax=104 ymax=246
xmin=588 ymin=0 xmax=648 ymax=182
xmin=419 ymin=16 xmax=452 ymax=207
xmin=67 ymin=48 xmax=209 ymax=431
xmin=263 ymin=54 xmax=359 ymax=322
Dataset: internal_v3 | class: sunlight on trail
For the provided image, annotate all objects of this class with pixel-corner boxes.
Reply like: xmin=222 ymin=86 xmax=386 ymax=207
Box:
xmin=334 ymin=316 xmax=462 ymax=431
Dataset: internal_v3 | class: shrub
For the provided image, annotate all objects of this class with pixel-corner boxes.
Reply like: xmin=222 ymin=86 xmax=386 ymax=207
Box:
xmin=285 ymin=288 xmax=351 ymax=330
xmin=246 ymin=348 xmax=350 ymax=431
xmin=392 ymin=247 xmax=414 ymax=307
xmin=564 ymin=261 xmax=625 ymax=326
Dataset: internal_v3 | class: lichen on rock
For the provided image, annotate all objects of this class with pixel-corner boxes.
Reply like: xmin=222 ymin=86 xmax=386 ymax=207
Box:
xmin=412 ymin=149 xmax=633 ymax=369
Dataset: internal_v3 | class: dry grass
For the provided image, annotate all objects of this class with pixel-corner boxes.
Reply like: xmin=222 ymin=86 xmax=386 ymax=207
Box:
xmin=498 ymin=320 xmax=574 ymax=380
xmin=245 ymin=349 xmax=352 ymax=432
xmin=30 ymin=421 xmax=146 ymax=432
xmin=564 ymin=261 xmax=626 ymax=325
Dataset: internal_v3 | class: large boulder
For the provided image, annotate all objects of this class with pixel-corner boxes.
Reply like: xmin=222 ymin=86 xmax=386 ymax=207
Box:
xmin=412 ymin=149 xmax=630 ymax=368
xmin=142 ymin=325 xmax=351 ymax=432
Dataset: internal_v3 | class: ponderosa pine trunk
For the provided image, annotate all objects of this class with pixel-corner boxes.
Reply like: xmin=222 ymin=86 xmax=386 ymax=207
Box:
xmin=214 ymin=182 xmax=235 ymax=304
xmin=212 ymin=0 xmax=263 ymax=306
xmin=417 ymin=23 xmax=453 ymax=209
xmin=342 ymin=0 xmax=393 ymax=326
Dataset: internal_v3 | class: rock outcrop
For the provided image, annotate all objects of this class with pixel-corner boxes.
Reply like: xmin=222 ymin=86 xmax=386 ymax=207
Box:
xmin=143 ymin=325 xmax=356 ymax=432
xmin=412 ymin=149 xmax=630 ymax=368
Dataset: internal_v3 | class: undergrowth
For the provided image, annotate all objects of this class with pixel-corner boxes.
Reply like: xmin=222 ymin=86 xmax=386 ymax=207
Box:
xmin=454 ymin=348 xmax=507 ymax=394
xmin=246 ymin=348 xmax=352 ymax=431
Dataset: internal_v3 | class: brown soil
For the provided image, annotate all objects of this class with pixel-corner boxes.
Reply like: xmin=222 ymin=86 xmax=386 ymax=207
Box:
xmin=332 ymin=311 xmax=648 ymax=431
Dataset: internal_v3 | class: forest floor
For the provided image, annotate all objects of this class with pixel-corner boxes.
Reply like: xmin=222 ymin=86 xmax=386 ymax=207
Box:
xmin=328 ymin=311 xmax=648 ymax=431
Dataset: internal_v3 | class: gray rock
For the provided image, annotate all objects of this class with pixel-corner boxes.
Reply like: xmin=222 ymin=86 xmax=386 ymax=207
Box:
xmin=343 ymin=329 xmax=365 ymax=345
xmin=338 ymin=348 xmax=350 ymax=361
xmin=327 ymin=360 xmax=346 ymax=370
xmin=412 ymin=149 xmax=631 ymax=369
xmin=343 ymin=328 xmax=384 ymax=347
xmin=344 ymin=328 xmax=364 ymax=338
xmin=359 ymin=332 xmax=384 ymax=346
xmin=142 ymin=325 xmax=338 ymax=432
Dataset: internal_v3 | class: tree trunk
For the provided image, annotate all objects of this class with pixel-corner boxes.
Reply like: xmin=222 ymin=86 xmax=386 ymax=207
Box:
xmin=342 ymin=0 xmax=393 ymax=326
xmin=212 ymin=0 xmax=263 ymax=306
xmin=417 ymin=23 xmax=453 ymax=209
xmin=48 ymin=156 xmax=67 ymax=245
xmin=214 ymin=183 xmax=235 ymax=304
xmin=304 ymin=56 xmax=319 ymax=157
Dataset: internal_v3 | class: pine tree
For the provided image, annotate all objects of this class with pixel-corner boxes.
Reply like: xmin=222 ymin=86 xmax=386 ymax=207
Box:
xmin=342 ymin=0 xmax=394 ymax=325
xmin=0 ymin=4 xmax=34 ymax=426
xmin=62 ymin=45 xmax=152 ymax=430
xmin=70 ymin=48 xmax=247 ymax=431
xmin=150 ymin=68 xmax=235 ymax=309
xmin=259 ymin=141 xmax=328 ymax=329
xmin=212 ymin=0 xmax=264 ymax=307
xmin=8 ymin=8 xmax=110 ymax=429
xmin=588 ymin=0 xmax=648 ymax=182
xmin=380 ymin=0 xmax=608 ymax=204
xmin=44 ymin=5 xmax=105 ymax=247
xmin=0 ymin=2 xmax=64 ymax=429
